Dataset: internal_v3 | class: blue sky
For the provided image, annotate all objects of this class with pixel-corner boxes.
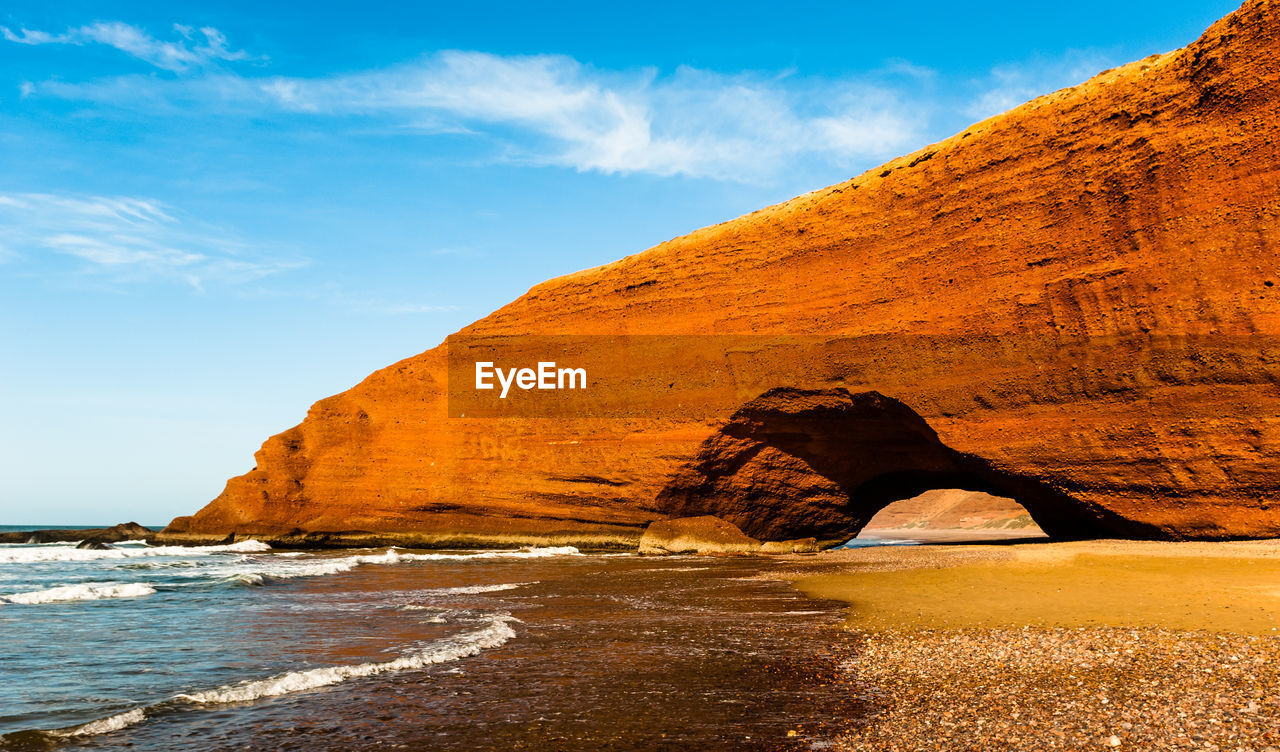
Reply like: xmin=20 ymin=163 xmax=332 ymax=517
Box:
xmin=0 ymin=0 xmax=1240 ymax=525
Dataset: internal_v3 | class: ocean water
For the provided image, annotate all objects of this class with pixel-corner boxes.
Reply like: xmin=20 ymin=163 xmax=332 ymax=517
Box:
xmin=0 ymin=536 xmax=862 ymax=751
xmin=838 ymin=535 xmax=922 ymax=549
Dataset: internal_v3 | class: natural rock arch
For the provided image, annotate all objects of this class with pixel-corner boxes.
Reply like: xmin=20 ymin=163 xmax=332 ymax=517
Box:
xmin=159 ymin=2 xmax=1280 ymax=547
xmin=654 ymin=388 xmax=1156 ymax=542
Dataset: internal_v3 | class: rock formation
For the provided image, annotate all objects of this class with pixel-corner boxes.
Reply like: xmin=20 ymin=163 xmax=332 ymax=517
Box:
xmin=1 ymin=522 xmax=154 ymax=545
xmin=638 ymin=516 xmax=762 ymax=556
xmin=656 ymin=388 xmax=1133 ymax=541
xmin=162 ymin=0 xmax=1280 ymax=547
xmin=75 ymin=539 xmax=115 ymax=550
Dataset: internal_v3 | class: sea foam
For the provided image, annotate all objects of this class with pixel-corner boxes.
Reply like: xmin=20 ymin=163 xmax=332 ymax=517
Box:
xmin=174 ymin=613 xmax=518 ymax=704
xmin=28 ymin=613 xmax=519 ymax=741
xmin=223 ymin=547 xmax=579 ymax=585
xmin=419 ymin=581 xmax=536 ymax=595
xmin=0 ymin=539 xmax=271 ymax=564
xmin=1 ymin=582 xmax=157 ymax=604
xmin=52 ymin=708 xmax=147 ymax=737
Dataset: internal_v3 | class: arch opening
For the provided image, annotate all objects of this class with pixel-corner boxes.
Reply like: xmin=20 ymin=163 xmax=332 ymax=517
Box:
xmin=656 ymin=387 xmax=1142 ymax=543
xmin=855 ymin=488 xmax=1046 ymax=544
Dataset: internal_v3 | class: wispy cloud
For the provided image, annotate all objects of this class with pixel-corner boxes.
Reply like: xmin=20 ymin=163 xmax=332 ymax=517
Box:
xmin=0 ymin=193 xmax=303 ymax=289
xmin=19 ymin=42 xmax=929 ymax=182
xmin=1 ymin=22 xmax=252 ymax=72
xmin=965 ymin=50 xmax=1117 ymax=121
xmin=7 ymin=20 xmax=1117 ymax=183
xmin=251 ymin=53 xmax=930 ymax=180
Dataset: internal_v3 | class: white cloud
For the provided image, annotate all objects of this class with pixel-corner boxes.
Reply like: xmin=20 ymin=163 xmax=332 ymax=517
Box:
xmin=242 ymin=52 xmax=926 ymax=181
xmin=9 ymin=21 xmax=1116 ymax=183
xmin=1 ymin=21 xmax=252 ymax=72
xmin=0 ymin=193 xmax=303 ymax=289
xmin=18 ymin=40 xmax=928 ymax=182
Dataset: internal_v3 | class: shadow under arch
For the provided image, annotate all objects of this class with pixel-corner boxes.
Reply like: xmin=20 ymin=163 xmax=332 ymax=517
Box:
xmin=654 ymin=387 xmax=1153 ymax=543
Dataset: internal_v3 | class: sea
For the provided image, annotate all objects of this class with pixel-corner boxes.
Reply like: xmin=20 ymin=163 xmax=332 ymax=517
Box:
xmin=0 ymin=526 xmax=876 ymax=751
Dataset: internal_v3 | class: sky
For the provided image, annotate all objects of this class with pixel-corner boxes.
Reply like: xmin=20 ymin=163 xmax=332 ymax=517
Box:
xmin=0 ymin=0 xmax=1241 ymax=525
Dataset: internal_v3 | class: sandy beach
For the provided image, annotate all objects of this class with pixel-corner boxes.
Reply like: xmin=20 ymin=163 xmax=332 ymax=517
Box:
xmin=774 ymin=536 xmax=1280 ymax=750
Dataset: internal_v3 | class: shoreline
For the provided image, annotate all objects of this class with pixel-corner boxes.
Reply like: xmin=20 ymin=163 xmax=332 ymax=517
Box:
xmin=7 ymin=528 xmax=1279 ymax=748
xmin=147 ymin=529 xmax=644 ymax=551
xmin=0 ymin=544 xmax=863 ymax=750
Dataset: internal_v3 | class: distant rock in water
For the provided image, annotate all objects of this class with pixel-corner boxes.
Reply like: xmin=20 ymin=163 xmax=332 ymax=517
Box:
xmin=75 ymin=539 xmax=115 ymax=550
xmin=162 ymin=0 xmax=1280 ymax=547
xmin=1 ymin=522 xmax=153 ymax=545
xmin=97 ymin=522 xmax=154 ymax=541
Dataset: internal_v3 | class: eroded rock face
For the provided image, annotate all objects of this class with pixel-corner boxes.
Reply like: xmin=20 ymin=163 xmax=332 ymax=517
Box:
xmin=163 ymin=1 xmax=1280 ymax=546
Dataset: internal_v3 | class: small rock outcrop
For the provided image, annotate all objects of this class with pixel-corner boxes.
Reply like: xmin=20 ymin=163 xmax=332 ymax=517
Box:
xmin=638 ymin=516 xmax=762 ymax=556
xmin=760 ymin=538 xmax=821 ymax=554
xmin=96 ymin=522 xmax=153 ymax=542
xmin=75 ymin=539 xmax=115 ymax=550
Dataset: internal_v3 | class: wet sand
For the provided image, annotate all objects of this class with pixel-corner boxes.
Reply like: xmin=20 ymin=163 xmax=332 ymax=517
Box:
xmin=799 ymin=539 xmax=1280 ymax=633
xmin=776 ymin=538 xmax=1280 ymax=750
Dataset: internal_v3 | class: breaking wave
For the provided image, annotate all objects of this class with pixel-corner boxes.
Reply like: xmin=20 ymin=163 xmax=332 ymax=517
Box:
xmin=0 ymin=541 xmax=577 ymax=566
xmin=219 ymin=547 xmax=576 ymax=587
xmin=1 ymin=582 xmax=157 ymax=605
xmin=174 ymin=613 xmax=518 ymax=704
xmin=0 ymin=539 xmax=271 ymax=564
xmin=220 ymin=547 xmax=579 ymax=585
xmin=417 ymin=581 xmax=536 ymax=596
xmin=439 ymin=545 xmax=580 ymax=559
xmin=18 ymin=614 xmax=518 ymax=742
xmin=51 ymin=708 xmax=147 ymax=738
xmin=0 ymin=545 xmax=581 ymax=605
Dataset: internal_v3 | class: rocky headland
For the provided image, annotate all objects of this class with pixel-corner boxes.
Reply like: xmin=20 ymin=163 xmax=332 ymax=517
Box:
xmin=161 ymin=0 xmax=1280 ymax=549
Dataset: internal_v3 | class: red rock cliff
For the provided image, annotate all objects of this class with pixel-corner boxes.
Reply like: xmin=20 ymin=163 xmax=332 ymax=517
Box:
xmin=162 ymin=0 xmax=1280 ymax=546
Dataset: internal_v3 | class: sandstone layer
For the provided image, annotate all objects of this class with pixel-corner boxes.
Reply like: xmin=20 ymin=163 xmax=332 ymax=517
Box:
xmin=163 ymin=1 xmax=1280 ymax=546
